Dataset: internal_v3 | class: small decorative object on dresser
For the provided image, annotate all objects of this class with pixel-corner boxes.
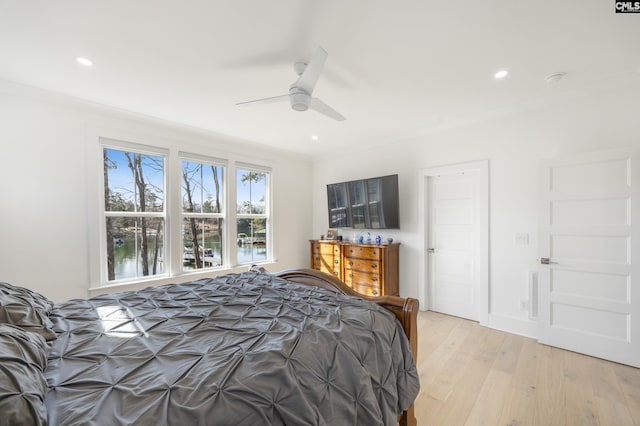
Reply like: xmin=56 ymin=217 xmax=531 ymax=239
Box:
xmin=310 ymin=240 xmax=400 ymax=296
xmin=325 ymin=229 xmax=338 ymax=240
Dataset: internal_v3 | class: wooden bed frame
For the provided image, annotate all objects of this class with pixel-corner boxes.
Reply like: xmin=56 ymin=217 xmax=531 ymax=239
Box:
xmin=271 ymin=267 xmax=419 ymax=426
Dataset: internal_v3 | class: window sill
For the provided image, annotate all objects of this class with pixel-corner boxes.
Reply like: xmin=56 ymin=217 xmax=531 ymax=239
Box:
xmin=88 ymin=261 xmax=276 ymax=297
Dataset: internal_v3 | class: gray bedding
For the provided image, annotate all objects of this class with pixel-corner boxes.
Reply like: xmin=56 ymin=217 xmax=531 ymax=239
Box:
xmin=44 ymin=271 xmax=419 ymax=425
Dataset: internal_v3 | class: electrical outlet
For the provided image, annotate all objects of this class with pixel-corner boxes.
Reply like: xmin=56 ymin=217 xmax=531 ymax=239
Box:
xmin=519 ymin=300 xmax=529 ymax=310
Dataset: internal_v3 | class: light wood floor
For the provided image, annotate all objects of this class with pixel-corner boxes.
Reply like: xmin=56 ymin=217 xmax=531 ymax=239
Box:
xmin=413 ymin=311 xmax=640 ymax=426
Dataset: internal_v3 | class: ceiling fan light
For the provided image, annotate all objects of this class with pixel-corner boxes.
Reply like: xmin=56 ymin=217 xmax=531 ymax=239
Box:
xmin=292 ymin=102 xmax=308 ymax=111
xmin=290 ymin=91 xmax=310 ymax=111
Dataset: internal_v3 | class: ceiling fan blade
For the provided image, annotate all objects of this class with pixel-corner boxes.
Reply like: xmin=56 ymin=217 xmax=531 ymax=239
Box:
xmin=309 ymin=97 xmax=346 ymax=121
xmin=296 ymin=46 xmax=328 ymax=94
xmin=236 ymin=94 xmax=289 ymax=106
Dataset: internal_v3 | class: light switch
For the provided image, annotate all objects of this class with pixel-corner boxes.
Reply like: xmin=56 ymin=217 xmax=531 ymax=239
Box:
xmin=515 ymin=233 xmax=529 ymax=245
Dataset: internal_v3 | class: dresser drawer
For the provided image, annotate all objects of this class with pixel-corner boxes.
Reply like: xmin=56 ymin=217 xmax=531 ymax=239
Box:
xmin=322 ymin=268 xmax=341 ymax=277
xmin=348 ymin=282 xmax=381 ymax=297
xmin=344 ymin=245 xmax=382 ymax=260
xmin=315 ymin=261 xmax=340 ymax=276
xmin=344 ymin=270 xmax=382 ymax=287
xmin=344 ymin=258 xmax=381 ymax=273
xmin=320 ymin=244 xmax=340 ymax=256
xmin=314 ymin=255 xmax=340 ymax=268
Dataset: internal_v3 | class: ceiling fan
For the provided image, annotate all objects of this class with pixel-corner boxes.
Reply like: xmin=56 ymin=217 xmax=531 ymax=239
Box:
xmin=237 ymin=46 xmax=346 ymax=121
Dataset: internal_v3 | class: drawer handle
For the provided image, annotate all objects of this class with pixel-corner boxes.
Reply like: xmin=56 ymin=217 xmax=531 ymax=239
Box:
xmin=333 ymin=271 xmax=339 ymax=276
xmin=372 ymin=290 xmax=378 ymax=296
xmin=372 ymin=277 xmax=377 ymax=282
xmin=334 ymin=259 xmax=339 ymax=264
xmin=348 ymin=261 xmax=353 ymax=266
xmin=349 ymin=273 xmax=353 ymax=278
xmin=371 ymin=264 xmax=377 ymax=269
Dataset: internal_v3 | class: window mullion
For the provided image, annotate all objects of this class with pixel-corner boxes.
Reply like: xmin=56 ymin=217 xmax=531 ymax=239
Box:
xmin=169 ymin=149 xmax=182 ymax=276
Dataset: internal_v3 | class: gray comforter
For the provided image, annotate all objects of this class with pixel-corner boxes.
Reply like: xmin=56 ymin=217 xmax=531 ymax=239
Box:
xmin=44 ymin=271 xmax=420 ymax=425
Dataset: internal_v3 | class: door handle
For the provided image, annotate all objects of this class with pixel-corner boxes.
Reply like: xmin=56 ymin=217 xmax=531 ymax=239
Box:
xmin=539 ymin=257 xmax=557 ymax=264
xmin=427 ymin=248 xmax=435 ymax=253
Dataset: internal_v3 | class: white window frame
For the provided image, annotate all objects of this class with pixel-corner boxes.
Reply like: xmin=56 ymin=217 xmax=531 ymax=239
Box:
xmin=179 ymin=152 xmax=228 ymax=271
xmin=90 ymin=135 xmax=275 ymax=290
xmin=234 ymin=163 xmax=272 ymax=266
xmin=99 ymin=138 xmax=169 ymax=285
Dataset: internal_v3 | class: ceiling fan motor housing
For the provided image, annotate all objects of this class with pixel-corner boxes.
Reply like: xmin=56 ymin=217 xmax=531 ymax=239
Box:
xmin=289 ymin=85 xmax=311 ymax=111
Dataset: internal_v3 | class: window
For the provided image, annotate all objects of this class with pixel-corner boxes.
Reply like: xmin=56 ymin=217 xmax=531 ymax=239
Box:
xmin=181 ymin=157 xmax=225 ymax=271
xmin=103 ymin=146 xmax=166 ymax=282
xmin=236 ymin=167 xmax=269 ymax=264
xmin=99 ymin=139 xmax=272 ymax=286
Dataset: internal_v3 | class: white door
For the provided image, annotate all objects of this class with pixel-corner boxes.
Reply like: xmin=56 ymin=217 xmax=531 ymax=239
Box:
xmin=539 ymin=148 xmax=640 ymax=367
xmin=427 ymin=171 xmax=480 ymax=321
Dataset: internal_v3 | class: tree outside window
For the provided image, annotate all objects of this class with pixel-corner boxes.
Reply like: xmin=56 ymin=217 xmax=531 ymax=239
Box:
xmin=103 ymin=147 xmax=165 ymax=282
xmin=181 ymin=159 xmax=224 ymax=271
xmin=236 ymin=169 xmax=269 ymax=264
xmin=100 ymin=141 xmax=272 ymax=285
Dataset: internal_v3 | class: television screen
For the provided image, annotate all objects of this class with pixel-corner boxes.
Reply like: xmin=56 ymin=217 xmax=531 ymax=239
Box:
xmin=327 ymin=182 xmax=349 ymax=228
xmin=327 ymin=174 xmax=399 ymax=229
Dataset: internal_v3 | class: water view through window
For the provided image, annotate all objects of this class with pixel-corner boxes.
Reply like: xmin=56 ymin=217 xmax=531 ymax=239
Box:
xmin=236 ymin=168 xmax=268 ymax=265
xmin=103 ymin=145 xmax=268 ymax=282
xmin=111 ymin=239 xmax=265 ymax=278
xmin=104 ymin=147 xmax=165 ymax=282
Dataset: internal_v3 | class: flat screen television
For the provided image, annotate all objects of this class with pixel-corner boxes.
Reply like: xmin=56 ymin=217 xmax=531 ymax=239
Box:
xmin=327 ymin=174 xmax=399 ymax=229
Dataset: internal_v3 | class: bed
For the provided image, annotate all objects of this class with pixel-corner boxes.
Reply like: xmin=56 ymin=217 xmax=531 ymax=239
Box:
xmin=0 ymin=267 xmax=420 ymax=425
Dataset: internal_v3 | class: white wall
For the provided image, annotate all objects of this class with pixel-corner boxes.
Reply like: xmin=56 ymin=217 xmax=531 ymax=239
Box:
xmin=312 ymin=83 xmax=640 ymax=337
xmin=3 ymin=76 xmax=639 ymax=338
xmin=0 ymin=81 xmax=313 ymax=302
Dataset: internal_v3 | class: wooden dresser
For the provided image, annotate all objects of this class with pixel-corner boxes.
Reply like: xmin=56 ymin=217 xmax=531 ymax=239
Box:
xmin=309 ymin=240 xmax=342 ymax=278
xmin=309 ymin=240 xmax=400 ymax=296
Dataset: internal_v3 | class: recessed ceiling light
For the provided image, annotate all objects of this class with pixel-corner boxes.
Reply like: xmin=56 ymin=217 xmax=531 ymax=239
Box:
xmin=311 ymin=135 xmax=319 ymax=141
xmin=494 ymin=70 xmax=508 ymax=79
xmin=76 ymin=57 xmax=93 ymax=67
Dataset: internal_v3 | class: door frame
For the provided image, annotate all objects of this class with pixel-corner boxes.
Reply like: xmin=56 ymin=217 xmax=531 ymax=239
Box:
xmin=418 ymin=160 xmax=489 ymax=325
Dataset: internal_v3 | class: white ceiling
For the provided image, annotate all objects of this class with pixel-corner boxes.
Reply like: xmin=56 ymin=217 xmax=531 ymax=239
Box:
xmin=1 ymin=1 xmax=639 ymax=157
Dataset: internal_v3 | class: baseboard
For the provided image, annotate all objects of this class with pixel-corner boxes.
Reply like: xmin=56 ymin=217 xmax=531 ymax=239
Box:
xmin=487 ymin=313 xmax=538 ymax=339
